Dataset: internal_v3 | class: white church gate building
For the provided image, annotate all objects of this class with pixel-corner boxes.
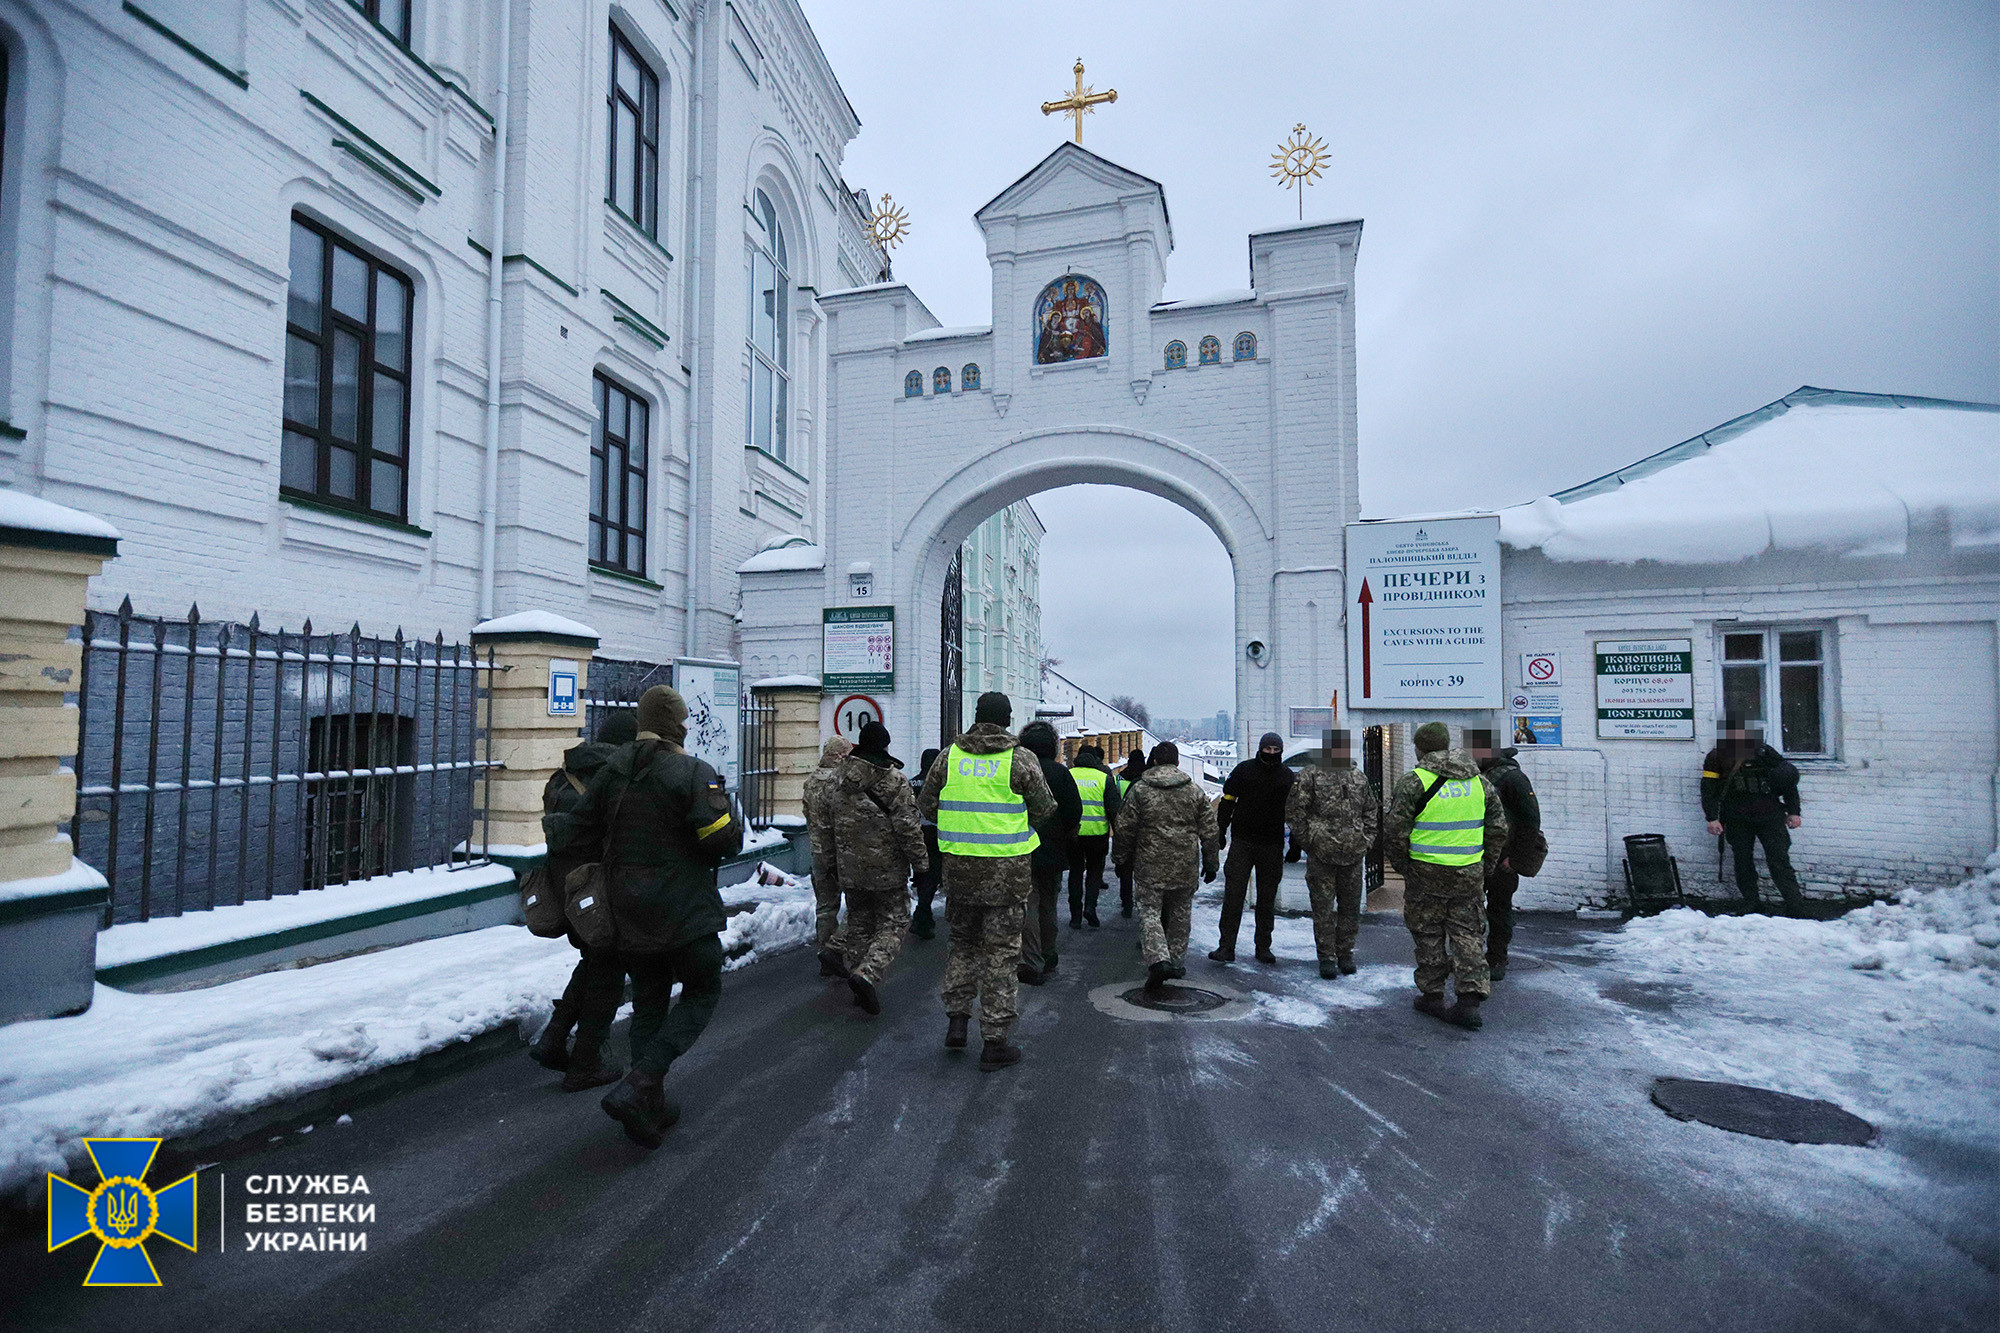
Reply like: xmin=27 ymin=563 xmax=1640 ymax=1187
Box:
xmin=741 ymin=144 xmax=1362 ymax=756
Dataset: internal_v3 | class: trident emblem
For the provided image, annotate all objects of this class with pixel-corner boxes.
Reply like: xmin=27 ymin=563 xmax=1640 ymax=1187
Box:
xmin=49 ymin=1138 xmax=197 ymax=1286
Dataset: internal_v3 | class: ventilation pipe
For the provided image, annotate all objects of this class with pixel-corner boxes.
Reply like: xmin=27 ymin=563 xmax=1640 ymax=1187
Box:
xmin=477 ymin=0 xmax=514 ymax=621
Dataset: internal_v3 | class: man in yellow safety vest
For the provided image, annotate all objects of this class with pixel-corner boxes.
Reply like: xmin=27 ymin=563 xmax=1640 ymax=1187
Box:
xmin=1066 ymin=744 xmax=1122 ymax=929
xmin=1385 ymin=721 xmax=1509 ymax=1030
xmin=917 ymin=691 xmax=1056 ymax=1071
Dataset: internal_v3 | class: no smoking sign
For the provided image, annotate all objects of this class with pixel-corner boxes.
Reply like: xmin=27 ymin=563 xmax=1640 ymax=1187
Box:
xmin=1521 ymin=651 xmax=1561 ymax=686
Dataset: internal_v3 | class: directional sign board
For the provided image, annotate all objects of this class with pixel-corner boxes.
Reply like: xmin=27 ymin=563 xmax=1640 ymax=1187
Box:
xmin=1345 ymin=517 xmax=1502 ymax=710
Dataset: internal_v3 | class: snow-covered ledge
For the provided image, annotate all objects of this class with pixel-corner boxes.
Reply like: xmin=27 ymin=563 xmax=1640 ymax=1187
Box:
xmin=471 ymin=611 xmax=601 ymax=855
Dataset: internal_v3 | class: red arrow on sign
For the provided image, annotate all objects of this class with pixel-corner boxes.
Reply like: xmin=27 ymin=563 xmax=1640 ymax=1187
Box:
xmin=1356 ymin=578 xmax=1373 ymax=698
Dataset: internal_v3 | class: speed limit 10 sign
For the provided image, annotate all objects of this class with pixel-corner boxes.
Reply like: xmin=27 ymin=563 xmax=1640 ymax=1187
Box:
xmin=1520 ymin=652 xmax=1561 ymax=687
xmin=833 ymin=694 xmax=884 ymax=740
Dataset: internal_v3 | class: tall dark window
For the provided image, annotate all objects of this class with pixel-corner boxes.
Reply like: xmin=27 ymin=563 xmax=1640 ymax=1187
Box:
xmin=348 ymin=0 xmax=411 ymax=45
xmin=745 ymin=189 xmax=789 ymax=461
xmin=283 ymin=215 xmax=413 ymax=520
xmin=607 ymin=26 xmax=660 ymax=236
xmin=591 ymin=374 xmax=649 ymax=576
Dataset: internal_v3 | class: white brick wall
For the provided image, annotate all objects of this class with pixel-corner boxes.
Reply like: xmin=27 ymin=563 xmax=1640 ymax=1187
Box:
xmin=0 ymin=0 xmax=877 ymax=666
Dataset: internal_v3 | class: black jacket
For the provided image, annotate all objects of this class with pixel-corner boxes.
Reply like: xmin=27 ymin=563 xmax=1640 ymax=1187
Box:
xmin=1477 ymin=749 xmax=1542 ymax=854
xmin=1701 ymin=743 xmax=1801 ymax=822
xmin=1030 ymin=755 xmax=1081 ymax=871
xmin=568 ymin=739 xmax=745 ymax=952
xmin=1218 ymin=755 xmax=1295 ymax=845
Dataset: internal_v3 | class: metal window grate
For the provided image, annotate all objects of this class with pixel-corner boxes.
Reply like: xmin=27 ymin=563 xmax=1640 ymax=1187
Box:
xmin=71 ymin=599 xmax=501 ymax=925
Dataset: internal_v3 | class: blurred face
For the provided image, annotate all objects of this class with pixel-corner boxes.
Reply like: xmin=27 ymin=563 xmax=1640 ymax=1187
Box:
xmin=1463 ymin=729 xmax=1495 ymax=761
xmin=1324 ymin=730 xmax=1354 ymax=768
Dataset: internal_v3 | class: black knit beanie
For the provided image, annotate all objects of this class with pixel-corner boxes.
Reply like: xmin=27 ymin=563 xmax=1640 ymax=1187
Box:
xmin=975 ymin=691 xmax=1012 ymax=727
xmin=857 ymin=720 xmax=891 ymax=753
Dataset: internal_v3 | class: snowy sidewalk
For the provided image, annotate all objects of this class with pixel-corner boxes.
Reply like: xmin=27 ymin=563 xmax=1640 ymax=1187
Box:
xmin=0 ymin=866 xmax=816 ymax=1206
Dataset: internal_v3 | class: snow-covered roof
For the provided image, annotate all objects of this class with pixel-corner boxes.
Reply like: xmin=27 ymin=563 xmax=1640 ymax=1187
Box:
xmin=0 ymin=489 xmax=121 ymax=541
xmin=1498 ymin=388 xmax=2000 ymax=564
xmin=905 ymin=324 xmax=991 ymax=343
xmin=471 ymin=610 xmax=599 ymax=641
xmin=751 ymin=674 xmax=822 ymax=689
xmin=738 ymin=539 xmax=825 ymax=573
xmin=1153 ymin=288 xmax=1255 ymax=312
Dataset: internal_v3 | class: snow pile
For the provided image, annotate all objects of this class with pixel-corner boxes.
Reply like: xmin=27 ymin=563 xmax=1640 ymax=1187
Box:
xmin=1591 ymin=854 xmax=2000 ymax=1149
xmin=719 ymin=865 xmax=816 ymax=971
xmin=1498 ymin=399 xmax=2000 ymax=564
xmin=0 ymin=867 xmax=822 ymax=1207
xmin=0 ymin=926 xmax=579 ymax=1206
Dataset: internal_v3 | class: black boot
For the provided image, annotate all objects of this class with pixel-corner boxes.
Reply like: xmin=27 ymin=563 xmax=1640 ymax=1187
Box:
xmin=1337 ymin=954 xmax=1357 ymax=976
xmin=1120 ymin=904 xmax=1133 ymax=918
xmin=1144 ymin=961 xmax=1171 ymax=994
xmin=1084 ymin=909 xmax=1100 ymax=928
xmin=818 ymin=949 xmax=849 ymax=978
xmin=911 ymin=906 xmax=936 ymax=940
xmin=979 ymin=1037 xmax=1023 ymax=1072
xmin=1208 ymin=945 xmax=1235 ymax=962
xmin=1166 ymin=960 xmax=1186 ymax=979
xmin=945 ymin=1014 xmax=969 ymax=1049
xmin=1319 ymin=960 xmax=1340 ymax=980
xmin=1018 ymin=964 xmax=1046 ymax=986
xmin=1069 ymin=913 xmax=1082 ymax=930
xmin=600 ymin=1072 xmax=681 ymax=1148
xmin=1255 ymin=947 xmax=1278 ymax=965
xmin=1414 ymin=993 xmax=1454 ymax=1022
xmin=1447 ymin=994 xmax=1485 ymax=1030
xmin=529 ymin=1002 xmax=576 ymax=1071
xmin=1488 ymin=957 xmax=1508 ymax=982
xmin=848 ymin=974 xmax=881 ymax=1015
xmin=560 ymin=1038 xmax=624 ymax=1092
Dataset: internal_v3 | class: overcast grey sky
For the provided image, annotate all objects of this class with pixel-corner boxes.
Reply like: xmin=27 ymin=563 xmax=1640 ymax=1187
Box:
xmin=801 ymin=0 xmax=1998 ymax=721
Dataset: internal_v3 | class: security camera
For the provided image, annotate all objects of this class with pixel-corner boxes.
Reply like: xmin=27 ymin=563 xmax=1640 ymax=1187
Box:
xmin=1245 ymin=640 xmax=1269 ymax=665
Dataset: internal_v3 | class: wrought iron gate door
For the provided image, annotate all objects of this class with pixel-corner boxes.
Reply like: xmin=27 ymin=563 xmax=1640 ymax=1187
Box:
xmin=940 ymin=548 xmax=963 ymax=747
xmin=1364 ymin=724 xmax=1387 ymax=892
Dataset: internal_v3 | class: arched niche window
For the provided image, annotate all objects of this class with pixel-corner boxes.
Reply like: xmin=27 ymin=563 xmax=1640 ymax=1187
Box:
xmin=1163 ymin=340 xmax=1187 ymax=370
xmin=962 ymin=363 xmax=981 ymax=391
xmin=746 ymin=189 xmax=790 ymax=460
xmin=905 ymin=370 xmax=923 ymax=398
xmin=933 ymin=366 xmax=951 ymax=395
xmin=1033 ymin=274 xmax=1108 ymax=364
xmin=1233 ymin=332 xmax=1257 ymax=362
xmin=1198 ymin=336 xmax=1221 ymax=365
xmin=607 ymin=25 xmax=661 ymax=237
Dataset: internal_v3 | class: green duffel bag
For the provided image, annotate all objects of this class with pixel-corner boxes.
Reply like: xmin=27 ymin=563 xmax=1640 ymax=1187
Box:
xmin=563 ymin=861 xmax=618 ymax=950
xmin=518 ymin=864 xmax=569 ymax=938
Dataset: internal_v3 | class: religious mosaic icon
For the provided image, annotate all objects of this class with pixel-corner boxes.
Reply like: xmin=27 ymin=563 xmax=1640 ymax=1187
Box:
xmin=904 ymin=370 xmax=923 ymax=397
xmin=962 ymin=363 xmax=981 ymax=391
xmin=1034 ymin=274 xmax=1108 ymax=364
xmin=1234 ymin=332 xmax=1257 ymax=361
xmin=1199 ymin=336 xmax=1221 ymax=365
xmin=1164 ymin=340 xmax=1187 ymax=370
xmin=933 ymin=366 xmax=951 ymax=394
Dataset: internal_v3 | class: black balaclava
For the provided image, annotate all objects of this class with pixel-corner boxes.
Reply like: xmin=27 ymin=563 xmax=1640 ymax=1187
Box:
xmin=1257 ymin=731 xmax=1284 ymax=764
xmin=595 ymin=709 xmax=638 ymax=746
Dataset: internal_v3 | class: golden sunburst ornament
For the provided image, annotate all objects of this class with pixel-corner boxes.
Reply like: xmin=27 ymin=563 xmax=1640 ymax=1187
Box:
xmin=1270 ymin=123 xmax=1331 ymax=219
xmin=866 ymin=193 xmax=910 ymax=252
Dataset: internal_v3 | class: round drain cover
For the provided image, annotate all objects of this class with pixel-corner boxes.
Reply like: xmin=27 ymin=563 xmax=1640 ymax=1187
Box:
xmin=1651 ymin=1077 xmax=1876 ymax=1146
xmin=1120 ymin=984 xmax=1232 ymax=1015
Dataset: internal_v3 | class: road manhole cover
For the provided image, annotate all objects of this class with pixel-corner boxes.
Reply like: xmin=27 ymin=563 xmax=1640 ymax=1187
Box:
xmin=1119 ymin=984 xmax=1232 ymax=1015
xmin=1651 ymin=1077 xmax=1876 ymax=1146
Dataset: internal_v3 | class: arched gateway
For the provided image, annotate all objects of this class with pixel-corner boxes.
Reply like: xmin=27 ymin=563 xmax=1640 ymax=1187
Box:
xmin=740 ymin=144 xmax=1362 ymax=755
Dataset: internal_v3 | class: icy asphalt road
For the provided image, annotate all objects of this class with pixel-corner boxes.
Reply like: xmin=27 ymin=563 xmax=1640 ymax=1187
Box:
xmin=10 ymin=906 xmax=1995 ymax=1332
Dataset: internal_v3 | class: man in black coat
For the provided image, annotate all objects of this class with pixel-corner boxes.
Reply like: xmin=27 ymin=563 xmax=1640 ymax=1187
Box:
xmin=1211 ymin=732 xmax=1295 ymax=965
xmin=1701 ymin=720 xmax=1806 ymax=916
xmin=567 ymin=685 xmax=744 ymax=1146
xmin=1017 ymin=721 xmax=1081 ymax=984
xmin=909 ymin=747 xmax=944 ymax=939
xmin=531 ymin=709 xmax=637 ymax=1089
xmin=1465 ymin=728 xmax=1541 ymax=980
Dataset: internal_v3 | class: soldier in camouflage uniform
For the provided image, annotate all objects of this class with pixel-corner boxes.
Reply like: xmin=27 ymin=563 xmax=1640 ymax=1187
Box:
xmin=1113 ymin=742 xmax=1220 ymax=992
xmin=1385 ymin=722 xmax=1509 ymax=1029
xmin=917 ymin=692 xmax=1056 ymax=1071
xmin=824 ymin=721 xmax=928 ymax=1016
xmin=803 ymin=735 xmax=854 ymax=978
xmin=1285 ymin=728 xmax=1380 ymax=980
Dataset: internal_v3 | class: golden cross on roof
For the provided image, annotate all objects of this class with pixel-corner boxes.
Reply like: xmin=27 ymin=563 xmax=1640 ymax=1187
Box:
xmin=1041 ymin=58 xmax=1117 ymax=145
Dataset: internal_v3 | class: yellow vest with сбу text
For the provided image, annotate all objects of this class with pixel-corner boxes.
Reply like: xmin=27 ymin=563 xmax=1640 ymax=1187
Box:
xmin=936 ymin=744 xmax=1040 ymax=857
xmin=1408 ymin=767 xmax=1485 ymax=867
xmin=1072 ymin=766 xmax=1110 ymax=836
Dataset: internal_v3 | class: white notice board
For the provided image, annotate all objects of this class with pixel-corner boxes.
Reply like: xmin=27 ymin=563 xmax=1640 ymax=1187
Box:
xmin=1345 ymin=517 xmax=1502 ymax=709
xmin=674 ymin=658 xmax=741 ymax=790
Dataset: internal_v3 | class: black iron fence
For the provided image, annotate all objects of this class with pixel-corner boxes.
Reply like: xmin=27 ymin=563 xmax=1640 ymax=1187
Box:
xmin=71 ymin=600 xmax=500 ymax=925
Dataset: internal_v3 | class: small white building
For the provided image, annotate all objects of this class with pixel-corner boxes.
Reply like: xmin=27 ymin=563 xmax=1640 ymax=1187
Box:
xmin=1491 ymin=387 xmax=2000 ymax=910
